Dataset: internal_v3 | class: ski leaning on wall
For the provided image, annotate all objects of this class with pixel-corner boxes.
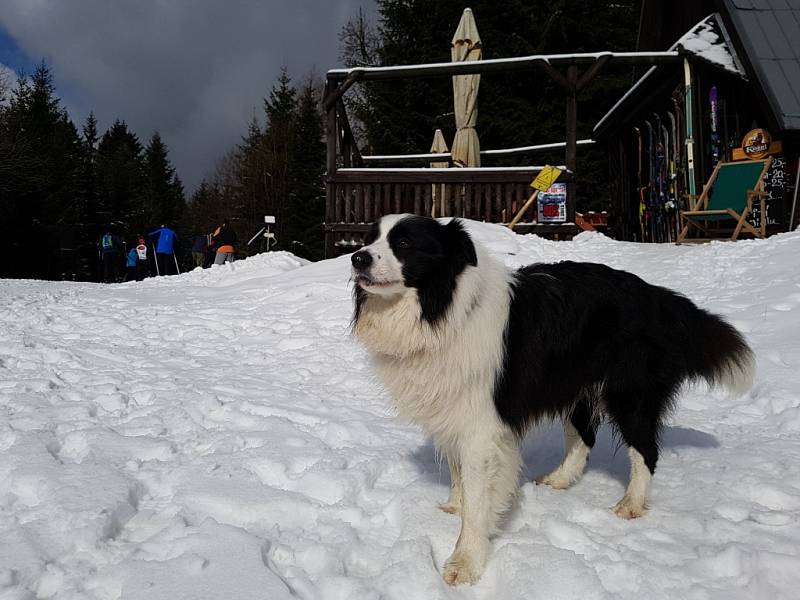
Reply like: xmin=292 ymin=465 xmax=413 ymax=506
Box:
xmin=709 ymin=85 xmax=721 ymax=169
xmin=637 ymin=113 xmax=678 ymax=244
xmin=667 ymin=110 xmax=680 ymax=241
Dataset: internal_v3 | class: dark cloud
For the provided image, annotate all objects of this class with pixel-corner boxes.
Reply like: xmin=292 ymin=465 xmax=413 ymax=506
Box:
xmin=0 ymin=1 xmax=372 ymax=190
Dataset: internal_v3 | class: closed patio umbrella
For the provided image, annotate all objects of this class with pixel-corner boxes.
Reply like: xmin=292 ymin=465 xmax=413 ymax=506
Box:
xmin=451 ymin=8 xmax=481 ymax=168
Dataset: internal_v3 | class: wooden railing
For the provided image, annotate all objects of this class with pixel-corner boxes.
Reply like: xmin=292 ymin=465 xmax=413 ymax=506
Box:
xmin=324 ymin=167 xmax=575 ymax=254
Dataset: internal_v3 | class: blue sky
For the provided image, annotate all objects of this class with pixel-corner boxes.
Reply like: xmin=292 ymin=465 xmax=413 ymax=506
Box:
xmin=0 ymin=25 xmax=33 ymax=74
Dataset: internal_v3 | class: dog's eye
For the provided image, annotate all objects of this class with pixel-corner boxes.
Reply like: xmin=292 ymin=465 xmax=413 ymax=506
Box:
xmin=396 ymin=238 xmax=411 ymax=249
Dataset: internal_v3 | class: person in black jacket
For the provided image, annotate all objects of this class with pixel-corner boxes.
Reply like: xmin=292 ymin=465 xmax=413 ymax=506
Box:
xmin=191 ymin=234 xmax=208 ymax=268
xmin=212 ymin=221 xmax=237 ymax=265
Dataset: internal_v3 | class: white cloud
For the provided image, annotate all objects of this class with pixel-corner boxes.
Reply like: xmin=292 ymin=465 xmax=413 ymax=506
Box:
xmin=0 ymin=63 xmax=18 ymax=105
xmin=0 ymin=1 xmax=371 ymax=189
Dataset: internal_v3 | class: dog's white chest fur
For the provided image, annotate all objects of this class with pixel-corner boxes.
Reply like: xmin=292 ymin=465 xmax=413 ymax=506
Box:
xmin=353 ymin=249 xmax=512 ymax=444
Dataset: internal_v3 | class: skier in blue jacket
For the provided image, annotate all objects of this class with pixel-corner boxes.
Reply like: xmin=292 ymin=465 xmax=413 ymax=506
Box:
xmin=148 ymin=225 xmax=179 ymax=276
xmin=124 ymin=246 xmax=138 ymax=281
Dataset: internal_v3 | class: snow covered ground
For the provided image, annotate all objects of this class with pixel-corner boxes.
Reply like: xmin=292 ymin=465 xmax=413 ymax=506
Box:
xmin=1 ymin=222 xmax=799 ymax=599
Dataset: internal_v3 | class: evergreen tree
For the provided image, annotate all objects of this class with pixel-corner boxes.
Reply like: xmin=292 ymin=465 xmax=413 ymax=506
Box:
xmin=97 ymin=120 xmax=144 ymax=229
xmin=79 ymin=112 xmax=100 ymax=213
xmin=72 ymin=112 xmax=101 ymax=270
xmin=288 ymin=78 xmax=325 ymax=259
xmin=0 ymin=62 xmax=191 ymax=279
xmin=185 ymin=67 xmax=329 ymax=260
xmin=142 ymin=132 xmax=186 ymax=228
xmin=0 ymin=62 xmax=82 ymax=279
xmin=186 ymin=180 xmax=224 ymax=235
xmin=184 ymin=149 xmax=239 ymax=239
xmin=263 ymin=68 xmax=297 ymax=248
xmin=233 ymin=116 xmax=269 ymax=245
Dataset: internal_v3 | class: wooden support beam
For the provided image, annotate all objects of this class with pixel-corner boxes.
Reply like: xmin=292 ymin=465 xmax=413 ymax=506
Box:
xmin=565 ymin=65 xmax=578 ymax=224
xmin=336 ymin=100 xmax=363 ymax=167
xmin=324 ymin=81 xmax=338 ymax=232
xmin=565 ymin=66 xmax=578 ymax=173
xmin=576 ymin=54 xmax=611 ymax=91
xmin=534 ymin=59 xmax=571 ymax=91
xmin=323 ymin=70 xmax=363 ymax=111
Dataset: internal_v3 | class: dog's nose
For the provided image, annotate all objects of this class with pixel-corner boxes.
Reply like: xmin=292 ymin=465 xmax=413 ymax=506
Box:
xmin=351 ymin=250 xmax=372 ymax=270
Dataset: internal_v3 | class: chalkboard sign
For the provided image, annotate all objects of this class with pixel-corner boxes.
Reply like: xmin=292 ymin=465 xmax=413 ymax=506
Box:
xmin=749 ymin=156 xmax=788 ymax=229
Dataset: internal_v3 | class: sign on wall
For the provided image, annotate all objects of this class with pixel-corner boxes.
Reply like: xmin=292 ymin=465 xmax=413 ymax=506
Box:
xmin=537 ymin=182 xmax=567 ymax=223
xmin=732 ymin=128 xmax=783 ymax=161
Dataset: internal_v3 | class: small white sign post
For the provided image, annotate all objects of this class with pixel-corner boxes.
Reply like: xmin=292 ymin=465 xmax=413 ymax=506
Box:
xmin=248 ymin=215 xmax=277 ymax=251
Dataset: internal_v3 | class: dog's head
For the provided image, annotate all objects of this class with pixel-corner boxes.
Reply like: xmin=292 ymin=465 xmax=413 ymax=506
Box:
xmin=351 ymin=215 xmax=477 ymax=323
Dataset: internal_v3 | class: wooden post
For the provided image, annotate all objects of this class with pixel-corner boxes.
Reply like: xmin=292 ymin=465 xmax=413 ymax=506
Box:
xmin=324 ymin=81 xmax=338 ymax=257
xmin=565 ymin=65 xmax=578 ymax=224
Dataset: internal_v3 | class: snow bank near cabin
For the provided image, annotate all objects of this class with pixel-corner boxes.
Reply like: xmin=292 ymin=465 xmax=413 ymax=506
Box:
xmin=1 ymin=222 xmax=800 ymax=599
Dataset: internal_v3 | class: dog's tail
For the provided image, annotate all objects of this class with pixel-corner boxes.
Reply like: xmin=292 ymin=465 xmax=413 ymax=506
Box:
xmin=686 ymin=305 xmax=755 ymax=396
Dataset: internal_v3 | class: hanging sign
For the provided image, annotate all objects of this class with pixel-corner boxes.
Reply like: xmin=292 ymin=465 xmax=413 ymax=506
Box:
xmin=733 ymin=128 xmax=783 ymax=160
xmin=743 ymin=128 xmax=771 ymax=158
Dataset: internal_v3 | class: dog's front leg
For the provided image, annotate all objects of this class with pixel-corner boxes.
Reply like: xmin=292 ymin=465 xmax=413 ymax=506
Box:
xmin=443 ymin=438 xmax=492 ymax=585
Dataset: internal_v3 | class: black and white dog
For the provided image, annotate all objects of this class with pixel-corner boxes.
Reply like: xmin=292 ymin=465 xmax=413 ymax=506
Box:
xmin=350 ymin=215 xmax=754 ymax=585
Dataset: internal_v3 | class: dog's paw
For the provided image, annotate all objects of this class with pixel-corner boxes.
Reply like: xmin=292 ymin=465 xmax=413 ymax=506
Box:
xmin=612 ymin=495 xmax=648 ymax=519
xmin=535 ymin=472 xmax=572 ymax=490
xmin=443 ymin=549 xmax=484 ymax=586
xmin=438 ymin=500 xmax=461 ymax=514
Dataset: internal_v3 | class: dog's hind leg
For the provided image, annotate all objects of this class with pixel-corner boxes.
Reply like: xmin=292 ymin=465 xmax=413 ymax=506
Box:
xmin=536 ymin=399 xmax=596 ymax=489
xmin=613 ymin=446 xmax=653 ymax=519
xmin=439 ymin=450 xmax=462 ymax=514
xmin=604 ymin=382 xmax=670 ymax=519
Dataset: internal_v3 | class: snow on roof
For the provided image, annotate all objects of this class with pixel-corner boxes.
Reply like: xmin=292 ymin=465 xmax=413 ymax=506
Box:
xmin=594 ymin=13 xmax=746 ymax=134
xmin=326 ymin=51 xmax=680 ymax=79
xmin=678 ymin=14 xmax=745 ymax=76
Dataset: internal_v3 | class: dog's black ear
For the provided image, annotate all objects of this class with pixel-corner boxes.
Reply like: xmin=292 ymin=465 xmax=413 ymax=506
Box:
xmin=443 ymin=219 xmax=477 ymax=267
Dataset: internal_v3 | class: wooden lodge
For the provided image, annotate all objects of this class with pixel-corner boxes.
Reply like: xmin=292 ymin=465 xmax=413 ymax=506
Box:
xmin=322 ymin=51 xmax=683 ymax=256
xmin=595 ymin=0 xmax=800 ymax=242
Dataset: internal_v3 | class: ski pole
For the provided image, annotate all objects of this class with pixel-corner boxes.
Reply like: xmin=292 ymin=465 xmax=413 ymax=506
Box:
xmin=173 ymin=253 xmax=181 ymax=274
xmin=152 ymin=243 xmax=160 ymax=276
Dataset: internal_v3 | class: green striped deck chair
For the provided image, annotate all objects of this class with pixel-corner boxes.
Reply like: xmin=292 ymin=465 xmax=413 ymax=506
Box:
xmin=677 ymin=157 xmax=772 ymax=243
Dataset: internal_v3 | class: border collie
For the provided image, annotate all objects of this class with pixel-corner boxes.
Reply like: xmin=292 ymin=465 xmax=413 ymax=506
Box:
xmin=350 ymin=215 xmax=754 ymax=585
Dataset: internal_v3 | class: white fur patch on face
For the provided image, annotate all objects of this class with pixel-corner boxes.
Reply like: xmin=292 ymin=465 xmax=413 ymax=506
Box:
xmin=356 ymin=215 xmax=409 ymax=297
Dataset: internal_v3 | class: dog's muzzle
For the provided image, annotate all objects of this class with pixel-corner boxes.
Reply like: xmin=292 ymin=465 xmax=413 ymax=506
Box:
xmin=351 ymin=250 xmax=372 ymax=271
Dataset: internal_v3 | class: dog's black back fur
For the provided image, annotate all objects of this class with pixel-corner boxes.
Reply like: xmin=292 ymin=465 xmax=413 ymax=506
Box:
xmin=494 ymin=261 xmax=751 ymax=473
